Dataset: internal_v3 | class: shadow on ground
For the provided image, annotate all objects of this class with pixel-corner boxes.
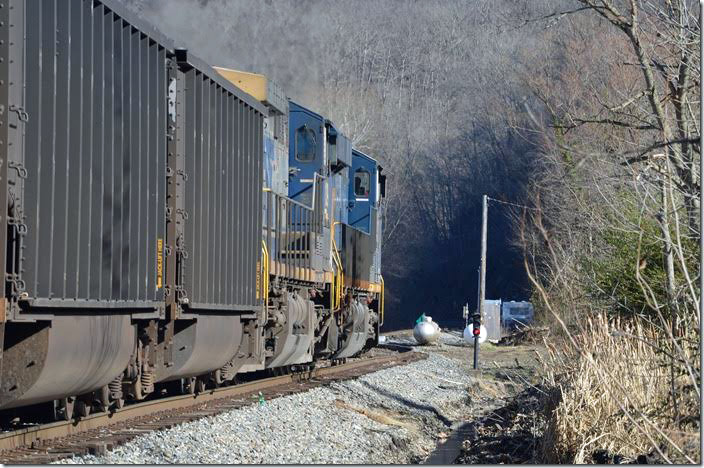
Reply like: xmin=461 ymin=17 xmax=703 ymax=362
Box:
xmin=455 ymin=385 xmax=547 ymax=464
xmin=358 ymin=380 xmax=454 ymax=427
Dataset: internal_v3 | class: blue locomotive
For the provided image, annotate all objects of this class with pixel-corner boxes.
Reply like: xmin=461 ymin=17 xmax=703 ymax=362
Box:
xmin=0 ymin=0 xmax=384 ymax=420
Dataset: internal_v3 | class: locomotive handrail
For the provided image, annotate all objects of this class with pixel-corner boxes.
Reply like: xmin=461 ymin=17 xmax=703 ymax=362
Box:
xmin=279 ymin=173 xmax=326 ymax=211
xmin=261 ymin=240 xmax=269 ymax=308
xmin=379 ymin=274 xmax=385 ymax=326
xmin=263 ymin=175 xmax=324 ymax=282
xmin=331 ymin=221 xmax=344 ymax=311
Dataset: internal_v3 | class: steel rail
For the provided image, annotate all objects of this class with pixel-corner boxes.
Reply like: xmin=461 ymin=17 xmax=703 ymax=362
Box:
xmin=0 ymin=351 xmax=422 ymax=454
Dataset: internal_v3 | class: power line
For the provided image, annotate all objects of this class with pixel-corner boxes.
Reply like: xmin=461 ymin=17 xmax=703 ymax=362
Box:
xmin=485 ymin=196 xmax=539 ymax=211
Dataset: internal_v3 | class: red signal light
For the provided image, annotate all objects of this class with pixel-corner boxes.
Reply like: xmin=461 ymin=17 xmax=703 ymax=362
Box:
xmin=473 ymin=328 xmax=481 ymax=336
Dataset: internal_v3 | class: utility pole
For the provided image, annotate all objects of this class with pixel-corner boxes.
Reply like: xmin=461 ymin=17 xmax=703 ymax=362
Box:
xmin=699 ymin=3 xmax=704 ymax=322
xmin=476 ymin=267 xmax=480 ymax=314
xmin=480 ymin=194 xmax=488 ymax=318
xmin=473 ymin=194 xmax=488 ymax=369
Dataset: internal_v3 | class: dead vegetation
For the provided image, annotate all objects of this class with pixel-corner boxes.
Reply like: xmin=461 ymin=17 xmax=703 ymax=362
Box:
xmin=498 ymin=325 xmax=550 ymax=346
xmin=459 ymin=316 xmax=699 ymax=464
xmin=512 ymin=0 xmax=701 ymax=463
xmin=537 ymin=315 xmax=699 ymax=464
xmin=457 ymin=385 xmax=548 ymax=464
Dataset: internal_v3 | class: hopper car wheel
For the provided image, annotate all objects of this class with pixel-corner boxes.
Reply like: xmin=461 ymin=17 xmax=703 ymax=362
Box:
xmin=114 ymin=397 xmax=125 ymax=410
xmin=182 ymin=377 xmax=196 ymax=395
xmin=76 ymin=400 xmax=91 ymax=418
xmin=213 ymin=369 xmax=224 ymax=387
xmin=53 ymin=397 xmax=75 ymax=421
xmin=133 ymin=377 xmax=143 ymax=401
xmin=195 ymin=378 xmax=206 ymax=394
xmin=128 ymin=375 xmax=146 ymax=402
xmin=97 ymin=386 xmax=110 ymax=413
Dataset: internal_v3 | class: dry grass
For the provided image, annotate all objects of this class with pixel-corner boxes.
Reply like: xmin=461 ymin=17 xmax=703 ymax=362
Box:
xmin=466 ymin=377 xmax=509 ymax=401
xmin=333 ymin=399 xmax=416 ymax=430
xmin=537 ymin=313 xmax=700 ymax=464
xmin=498 ymin=325 xmax=550 ymax=346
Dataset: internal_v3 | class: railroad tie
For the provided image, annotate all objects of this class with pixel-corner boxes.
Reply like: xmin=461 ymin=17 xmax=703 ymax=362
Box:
xmin=86 ymin=442 xmax=108 ymax=456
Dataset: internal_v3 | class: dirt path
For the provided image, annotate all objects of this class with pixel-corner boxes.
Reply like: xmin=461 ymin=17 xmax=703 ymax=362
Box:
xmin=383 ymin=329 xmax=548 ymax=464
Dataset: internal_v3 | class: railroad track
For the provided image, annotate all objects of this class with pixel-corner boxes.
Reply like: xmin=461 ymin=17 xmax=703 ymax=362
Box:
xmin=0 ymin=349 xmax=425 ymax=464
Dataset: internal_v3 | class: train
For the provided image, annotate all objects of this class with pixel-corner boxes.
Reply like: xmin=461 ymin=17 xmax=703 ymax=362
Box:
xmin=0 ymin=0 xmax=385 ymax=420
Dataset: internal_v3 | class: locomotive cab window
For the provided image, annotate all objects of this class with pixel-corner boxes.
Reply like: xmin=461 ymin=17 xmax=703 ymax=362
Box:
xmin=295 ymin=125 xmax=316 ymax=162
xmin=354 ymin=169 xmax=371 ymax=198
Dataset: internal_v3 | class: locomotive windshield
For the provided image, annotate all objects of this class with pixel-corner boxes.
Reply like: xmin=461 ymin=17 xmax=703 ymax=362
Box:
xmin=295 ymin=125 xmax=316 ymax=162
xmin=354 ymin=169 xmax=370 ymax=198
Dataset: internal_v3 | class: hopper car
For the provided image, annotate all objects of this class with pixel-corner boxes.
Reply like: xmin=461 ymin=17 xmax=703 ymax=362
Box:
xmin=0 ymin=0 xmax=385 ymax=420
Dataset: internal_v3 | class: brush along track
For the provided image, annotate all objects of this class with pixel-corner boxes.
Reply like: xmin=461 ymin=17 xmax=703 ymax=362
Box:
xmin=0 ymin=350 xmax=424 ymax=464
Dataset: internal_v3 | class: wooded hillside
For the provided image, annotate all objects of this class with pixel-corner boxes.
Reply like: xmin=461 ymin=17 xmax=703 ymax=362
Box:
xmin=121 ymin=0 xmax=549 ymax=330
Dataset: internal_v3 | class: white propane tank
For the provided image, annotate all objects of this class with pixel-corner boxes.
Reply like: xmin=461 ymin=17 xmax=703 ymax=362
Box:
xmin=413 ymin=316 xmax=441 ymax=345
xmin=463 ymin=324 xmax=487 ymax=344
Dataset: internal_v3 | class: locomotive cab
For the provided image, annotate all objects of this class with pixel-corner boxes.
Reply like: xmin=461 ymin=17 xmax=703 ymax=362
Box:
xmin=348 ymin=150 xmax=378 ymax=235
xmin=288 ymin=102 xmax=325 ymax=207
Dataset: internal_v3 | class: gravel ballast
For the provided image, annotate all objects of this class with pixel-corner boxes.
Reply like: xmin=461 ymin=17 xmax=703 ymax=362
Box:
xmin=56 ymin=333 xmax=510 ymax=464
